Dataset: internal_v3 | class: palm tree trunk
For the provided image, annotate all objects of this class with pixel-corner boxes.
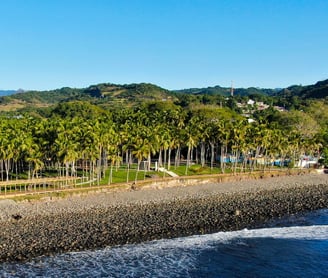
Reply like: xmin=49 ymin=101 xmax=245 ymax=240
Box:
xmin=125 ymin=149 xmax=129 ymax=166
xmin=220 ymin=145 xmax=225 ymax=173
xmin=90 ymin=161 xmax=93 ymax=186
xmin=168 ymin=148 xmax=172 ymax=170
xmin=164 ymin=149 xmax=167 ymax=169
xmin=1 ymin=160 xmax=3 ymax=181
xmin=108 ymin=163 xmax=113 ymax=185
xmin=65 ymin=162 xmax=69 ymax=185
xmin=185 ymin=145 xmax=191 ymax=175
xmin=135 ymin=159 xmax=141 ymax=183
xmin=129 ymin=151 xmax=133 ymax=166
xmin=15 ymin=161 xmax=18 ymax=180
xmin=158 ymin=148 xmax=163 ymax=167
xmin=234 ymin=149 xmax=240 ymax=175
xmin=252 ymin=146 xmax=261 ymax=172
xmin=210 ymin=142 xmax=215 ymax=170
xmin=263 ymin=149 xmax=268 ymax=172
xmin=148 ymin=153 xmax=151 ymax=171
xmin=200 ymin=141 xmax=205 ymax=167
xmin=126 ymin=161 xmax=130 ymax=183
xmin=116 ymin=151 xmax=120 ymax=171
xmin=4 ymin=159 xmax=10 ymax=182
xmin=103 ymin=149 xmax=108 ymax=178
xmin=174 ymin=146 xmax=180 ymax=168
xmin=195 ymin=147 xmax=199 ymax=164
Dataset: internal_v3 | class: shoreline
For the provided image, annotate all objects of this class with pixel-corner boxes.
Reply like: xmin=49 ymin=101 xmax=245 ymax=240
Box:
xmin=0 ymin=173 xmax=328 ymax=262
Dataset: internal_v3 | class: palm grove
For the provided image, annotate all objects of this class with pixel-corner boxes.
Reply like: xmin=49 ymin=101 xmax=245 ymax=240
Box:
xmin=0 ymin=94 xmax=327 ymax=186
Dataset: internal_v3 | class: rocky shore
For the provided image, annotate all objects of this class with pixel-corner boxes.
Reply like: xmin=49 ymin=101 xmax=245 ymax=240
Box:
xmin=0 ymin=173 xmax=328 ymax=262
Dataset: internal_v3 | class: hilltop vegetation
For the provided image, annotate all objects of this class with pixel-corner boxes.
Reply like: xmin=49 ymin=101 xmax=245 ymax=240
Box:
xmin=273 ymin=79 xmax=328 ymax=110
xmin=277 ymin=79 xmax=328 ymax=99
xmin=175 ymin=85 xmax=277 ymax=97
xmin=0 ymin=79 xmax=327 ymax=113
xmin=0 ymin=83 xmax=175 ymax=111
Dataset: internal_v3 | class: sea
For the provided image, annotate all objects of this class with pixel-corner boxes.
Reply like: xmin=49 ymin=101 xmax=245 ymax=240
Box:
xmin=1 ymin=209 xmax=328 ymax=278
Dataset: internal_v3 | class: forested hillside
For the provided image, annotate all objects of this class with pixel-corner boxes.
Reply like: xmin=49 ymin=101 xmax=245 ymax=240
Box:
xmin=175 ymin=86 xmax=277 ymax=96
xmin=1 ymin=79 xmax=327 ymax=112
xmin=0 ymin=83 xmax=175 ymax=111
xmin=278 ymin=79 xmax=328 ymax=99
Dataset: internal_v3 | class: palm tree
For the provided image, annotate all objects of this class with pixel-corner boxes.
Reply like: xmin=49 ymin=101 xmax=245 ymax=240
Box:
xmin=132 ymin=136 xmax=149 ymax=182
xmin=217 ymin=119 xmax=231 ymax=173
xmin=230 ymin=119 xmax=249 ymax=174
xmin=0 ymin=119 xmax=15 ymax=182
xmin=183 ymin=116 xmax=200 ymax=175
xmin=104 ymin=123 xmax=120 ymax=184
xmin=54 ymin=118 xmax=82 ymax=184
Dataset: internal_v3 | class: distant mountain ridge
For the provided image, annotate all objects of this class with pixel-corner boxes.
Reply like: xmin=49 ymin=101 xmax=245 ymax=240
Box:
xmin=174 ymin=86 xmax=278 ymax=96
xmin=0 ymin=79 xmax=327 ymax=111
xmin=0 ymin=83 xmax=175 ymax=109
xmin=277 ymin=79 xmax=328 ymax=99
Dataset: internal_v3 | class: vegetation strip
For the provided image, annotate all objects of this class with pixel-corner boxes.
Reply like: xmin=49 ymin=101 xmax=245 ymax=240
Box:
xmin=0 ymin=82 xmax=327 ymax=190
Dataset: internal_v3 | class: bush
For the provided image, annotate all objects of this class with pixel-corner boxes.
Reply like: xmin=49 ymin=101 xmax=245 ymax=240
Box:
xmin=287 ymin=160 xmax=295 ymax=169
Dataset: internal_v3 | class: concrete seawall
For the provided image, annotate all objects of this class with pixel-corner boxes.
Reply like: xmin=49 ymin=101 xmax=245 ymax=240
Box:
xmin=0 ymin=173 xmax=327 ymax=262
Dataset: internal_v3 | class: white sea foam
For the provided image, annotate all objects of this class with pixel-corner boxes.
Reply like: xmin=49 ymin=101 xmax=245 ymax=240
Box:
xmin=1 ymin=223 xmax=328 ymax=277
xmin=144 ymin=224 xmax=328 ymax=250
xmin=195 ymin=224 xmax=328 ymax=243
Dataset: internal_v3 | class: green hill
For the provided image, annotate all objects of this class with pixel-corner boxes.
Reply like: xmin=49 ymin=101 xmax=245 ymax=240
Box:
xmin=0 ymin=83 xmax=175 ymax=111
xmin=87 ymin=83 xmax=173 ymax=100
xmin=0 ymin=79 xmax=327 ymax=113
xmin=174 ymin=86 xmax=277 ymax=96
xmin=277 ymin=79 xmax=328 ymax=99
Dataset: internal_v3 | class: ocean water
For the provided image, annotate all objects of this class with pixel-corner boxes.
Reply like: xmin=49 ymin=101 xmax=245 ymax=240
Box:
xmin=1 ymin=210 xmax=328 ymax=278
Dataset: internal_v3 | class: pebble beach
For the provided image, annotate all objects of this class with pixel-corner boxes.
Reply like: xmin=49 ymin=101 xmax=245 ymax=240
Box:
xmin=0 ymin=172 xmax=328 ymax=262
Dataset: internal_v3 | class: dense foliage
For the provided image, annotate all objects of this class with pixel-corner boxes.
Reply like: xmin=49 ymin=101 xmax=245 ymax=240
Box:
xmin=175 ymin=86 xmax=277 ymax=97
xmin=0 ymin=79 xmax=327 ymax=184
xmin=0 ymin=97 xmax=326 ymax=184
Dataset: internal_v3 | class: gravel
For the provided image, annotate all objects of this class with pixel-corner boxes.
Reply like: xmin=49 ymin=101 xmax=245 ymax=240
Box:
xmin=0 ymin=172 xmax=327 ymax=262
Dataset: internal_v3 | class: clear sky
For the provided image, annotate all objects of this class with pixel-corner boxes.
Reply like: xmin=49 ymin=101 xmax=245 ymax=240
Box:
xmin=0 ymin=0 xmax=327 ymax=90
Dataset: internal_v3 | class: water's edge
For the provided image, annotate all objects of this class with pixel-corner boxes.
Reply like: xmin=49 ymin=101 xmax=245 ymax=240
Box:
xmin=1 ymin=182 xmax=328 ymax=262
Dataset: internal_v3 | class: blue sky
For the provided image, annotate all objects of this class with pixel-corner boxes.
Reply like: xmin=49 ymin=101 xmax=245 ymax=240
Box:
xmin=0 ymin=0 xmax=327 ymax=90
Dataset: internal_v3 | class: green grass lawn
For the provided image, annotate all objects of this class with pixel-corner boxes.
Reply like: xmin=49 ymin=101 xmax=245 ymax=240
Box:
xmin=100 ymin=166 xmax=164 ymax=185
xmin=104 ymin=164 xmax=224 ymax=183
xmin=101 ymin=164 xmax=229 ymax=183
xmin=170 ymin=164 xmax=223 ymax=176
